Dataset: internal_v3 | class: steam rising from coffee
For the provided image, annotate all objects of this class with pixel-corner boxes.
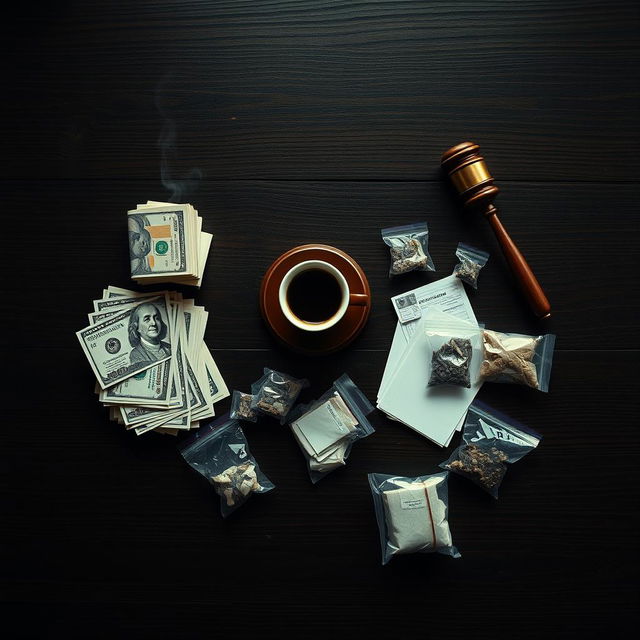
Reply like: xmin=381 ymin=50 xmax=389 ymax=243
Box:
xmin=156 ymin=73 xmax=202 ymax=203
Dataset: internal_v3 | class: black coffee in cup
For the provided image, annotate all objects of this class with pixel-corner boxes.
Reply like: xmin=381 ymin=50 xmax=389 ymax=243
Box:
xmin=286 ymin=269 xmax=343 ymax=323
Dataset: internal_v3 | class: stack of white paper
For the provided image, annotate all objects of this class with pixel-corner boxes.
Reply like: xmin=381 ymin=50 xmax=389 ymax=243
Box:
xmin=377 ymin=276 xmax=483 ymax=447
xmin=291 ymin=394 xmax=358 ymax=472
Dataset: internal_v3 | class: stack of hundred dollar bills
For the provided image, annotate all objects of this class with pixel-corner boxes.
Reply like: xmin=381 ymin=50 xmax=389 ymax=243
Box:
xmin=76 ymin=286 xmax=228 ymax=436
xmin=128 ymin=201 xmax=212 ymax=287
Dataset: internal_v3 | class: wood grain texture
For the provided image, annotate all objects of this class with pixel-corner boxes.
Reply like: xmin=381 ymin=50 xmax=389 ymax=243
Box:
xmin=3 ymin=1 xmax=639 ymax=181
xmin=2 ymin=1 xmax=639 ymax=638
xmin=3 ymin=179 xmax=639 ymax=350
xmin=3 ymin=349 xmax=639 ymax=639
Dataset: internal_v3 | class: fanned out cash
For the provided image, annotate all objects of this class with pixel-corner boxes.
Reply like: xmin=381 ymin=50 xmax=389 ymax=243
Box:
xmin=128 ymin=201 xmax=212 ymax=287
xmin=76 ymin=286 xmax=229 ymax=436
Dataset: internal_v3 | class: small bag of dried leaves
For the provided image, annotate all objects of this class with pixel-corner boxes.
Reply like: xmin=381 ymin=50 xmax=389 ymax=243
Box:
xmin=428 ymin=337 xmax=474 ymax=388
xmin=425 ymin=315 xmax=481 ymax=388
xmin=479 ymin=329 xmax=556 ymax=392
xmin=453 ymin=242 xmax=489 ymax=289
xmin=440 ymin=402 xmax=541 ymax=498
xmin=381 ymin=222 xmax=436 ymax=276
xmin=229 ymin=390 xmax=258 ymax=423
xmin=179 ymin=416 xmax=275 ymax=517
xmin=250 ymin=368 xmax=309 ymax=423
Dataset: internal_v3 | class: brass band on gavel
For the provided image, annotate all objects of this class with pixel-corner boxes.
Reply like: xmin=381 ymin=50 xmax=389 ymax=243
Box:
xmin=449 ymin=158 xmax=491 ymax=194
xmin=441 ymin=142 xmax=500 ymax=211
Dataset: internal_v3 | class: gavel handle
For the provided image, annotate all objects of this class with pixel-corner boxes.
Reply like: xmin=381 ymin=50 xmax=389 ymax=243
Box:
xmin=485 ymin=205 xmax=551 ymax=319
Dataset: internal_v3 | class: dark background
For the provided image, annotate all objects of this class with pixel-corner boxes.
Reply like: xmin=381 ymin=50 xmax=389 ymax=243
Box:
xmin=2 ymin=1 xmax=639 ymax=638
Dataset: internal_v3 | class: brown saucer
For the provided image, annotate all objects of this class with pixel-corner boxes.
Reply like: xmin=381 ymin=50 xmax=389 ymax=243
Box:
xmin=260 ymin=244 xmax=371 ymax=355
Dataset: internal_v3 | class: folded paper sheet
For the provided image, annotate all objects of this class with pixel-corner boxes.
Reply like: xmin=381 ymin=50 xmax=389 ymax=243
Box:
xmin=291 ymin=394 xmax=358 ymax=458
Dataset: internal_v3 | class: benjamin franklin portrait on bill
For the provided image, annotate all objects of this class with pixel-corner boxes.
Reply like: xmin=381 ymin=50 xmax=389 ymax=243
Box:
xmin=128 ymin=214 xmax=153 ymax=276
xmin=128 ymin=303 xmax=171 ymax=363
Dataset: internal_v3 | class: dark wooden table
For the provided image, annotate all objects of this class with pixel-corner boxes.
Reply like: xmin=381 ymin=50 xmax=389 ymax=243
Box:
xmin=3 ymin=2 xmax=639 ymax=638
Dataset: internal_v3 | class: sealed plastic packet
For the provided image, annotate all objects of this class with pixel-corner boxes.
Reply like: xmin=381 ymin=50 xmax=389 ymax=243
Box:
xmin=440 ymin=402 xmax=541 ymax=498
xmin=425 ymin=316 xmax=482 ymax=388
xmin=479 ymin=329 xmax=556 ymax=392
xmin=381 ymin=222 xmax=436 ymax=276
xmin=368 ymin=471 xmax=460 ymax=565
xmin=429 ymin=337 xmax=473 ymax=388
xmin=453 ymin=242 xmax=489 ymax=289
xmin=179 ymin=416 xmax=274 ymax=517
xmin=250 ymin=368 xmax=309 ymax=423
xmin=288 ymin=374 xmax=375 ymax=483
xmin=229 ymin=390 xmax=258 ymax=423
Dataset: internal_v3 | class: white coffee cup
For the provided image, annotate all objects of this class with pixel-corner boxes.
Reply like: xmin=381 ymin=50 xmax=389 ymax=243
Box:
xmin=278 ymin=260 xmax=367 ymax=332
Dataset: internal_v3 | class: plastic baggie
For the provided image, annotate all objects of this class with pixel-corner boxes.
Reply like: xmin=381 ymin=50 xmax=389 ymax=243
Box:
xmin=381 ymin=221 xmax=436 ymax=276
xmin=179 ymin=416 xmax=274 ymax=517
xmin=368 ymin=471 xmax=460 ymax=565
xmin=425 ymin=314 xmax=483 ymax=388
xmin=250 ymin=368 xmax=309 ymax=423
xmin=229 ymin=390 xmax=258 ymax=423
xmin=453 ymin=242 xmax=489 ymax=289
xmin=288 ymin=374 xmax=375 ymax=483
xmin=440 ymin=401 xmax=541 ymax=498
xmin=479 ymin=330 xmax=556 ymax=392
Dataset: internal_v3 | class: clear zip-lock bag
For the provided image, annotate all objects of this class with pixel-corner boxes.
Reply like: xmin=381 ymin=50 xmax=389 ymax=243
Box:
xmin=229 ymin=390 xmax=258 ymax=423
xmin=381 ymin=221 xmax=436 ymax=276
xmin=250 ymin=368 xmax=309 ymax=424
xmin=287 ymin=374 xmax=375 ymax=483
xmin=368 ymin=471 xmax=460 ymax=565
xmin=453 ymin=242 xmax=489 ymax=289
xmin=424 ymin=313 xmax=483 ymax=388
xmin=479 ymin=330 xmax=556 ymax=392
xmin=440 ymin=401 xmax=541 ymax=498
xmin=179 ymin=416 xmax=274 ymax=517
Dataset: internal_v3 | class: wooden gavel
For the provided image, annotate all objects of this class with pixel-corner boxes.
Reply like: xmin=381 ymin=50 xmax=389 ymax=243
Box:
xmin=441 ymin=142 xmax=551 ymax=319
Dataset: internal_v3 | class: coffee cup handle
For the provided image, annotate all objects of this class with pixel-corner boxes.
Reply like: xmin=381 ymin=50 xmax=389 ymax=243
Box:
xmin=349 ymin=293 xmax=368 ymax=306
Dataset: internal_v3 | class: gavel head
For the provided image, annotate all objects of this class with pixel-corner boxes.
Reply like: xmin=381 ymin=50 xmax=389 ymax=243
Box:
xmin=441 ymin=142 xmax=499 ymax=211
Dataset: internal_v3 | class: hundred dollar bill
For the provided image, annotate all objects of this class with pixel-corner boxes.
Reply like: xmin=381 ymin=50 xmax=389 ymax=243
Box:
xmin=93 ymin=292 xmax=163 ymax=313
xmin=160 ymin=313 xmax=193 ymax=429
xmin=77 ymin=294 xmax=172 ymax=389
xmin=99 ymin=358 xmax=173 ymax=406
xmin=89 ymin=290 xmax=175 ymax=324
xmin=192 ymin=307 xmax=208 ymax=358
xmin=201 ymin=343 xmax=229 ymax=404
xmin=128 ymin=205 xmax=195 ymax=279
xmin=121 ymin=308 xmax=190 ymax=427
xmin=184 ymin=331 xmax=207 ymax=409
xmin=128 ymin=202 xmax=211 ymax=287
xmin=83 ymin=284 xmax=227 ymax=435
xmin=179 ymin=304 xmax=217 ymax=401
xmin=89 ymin=310 xmax=119 ymax=324
xmin=121 ymin=352 xmax=180 ymax=423
xmin=105 ymin=285 xmax=183 ymax=300
xmin=182 ymin=335 xmax=212 ymax=421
